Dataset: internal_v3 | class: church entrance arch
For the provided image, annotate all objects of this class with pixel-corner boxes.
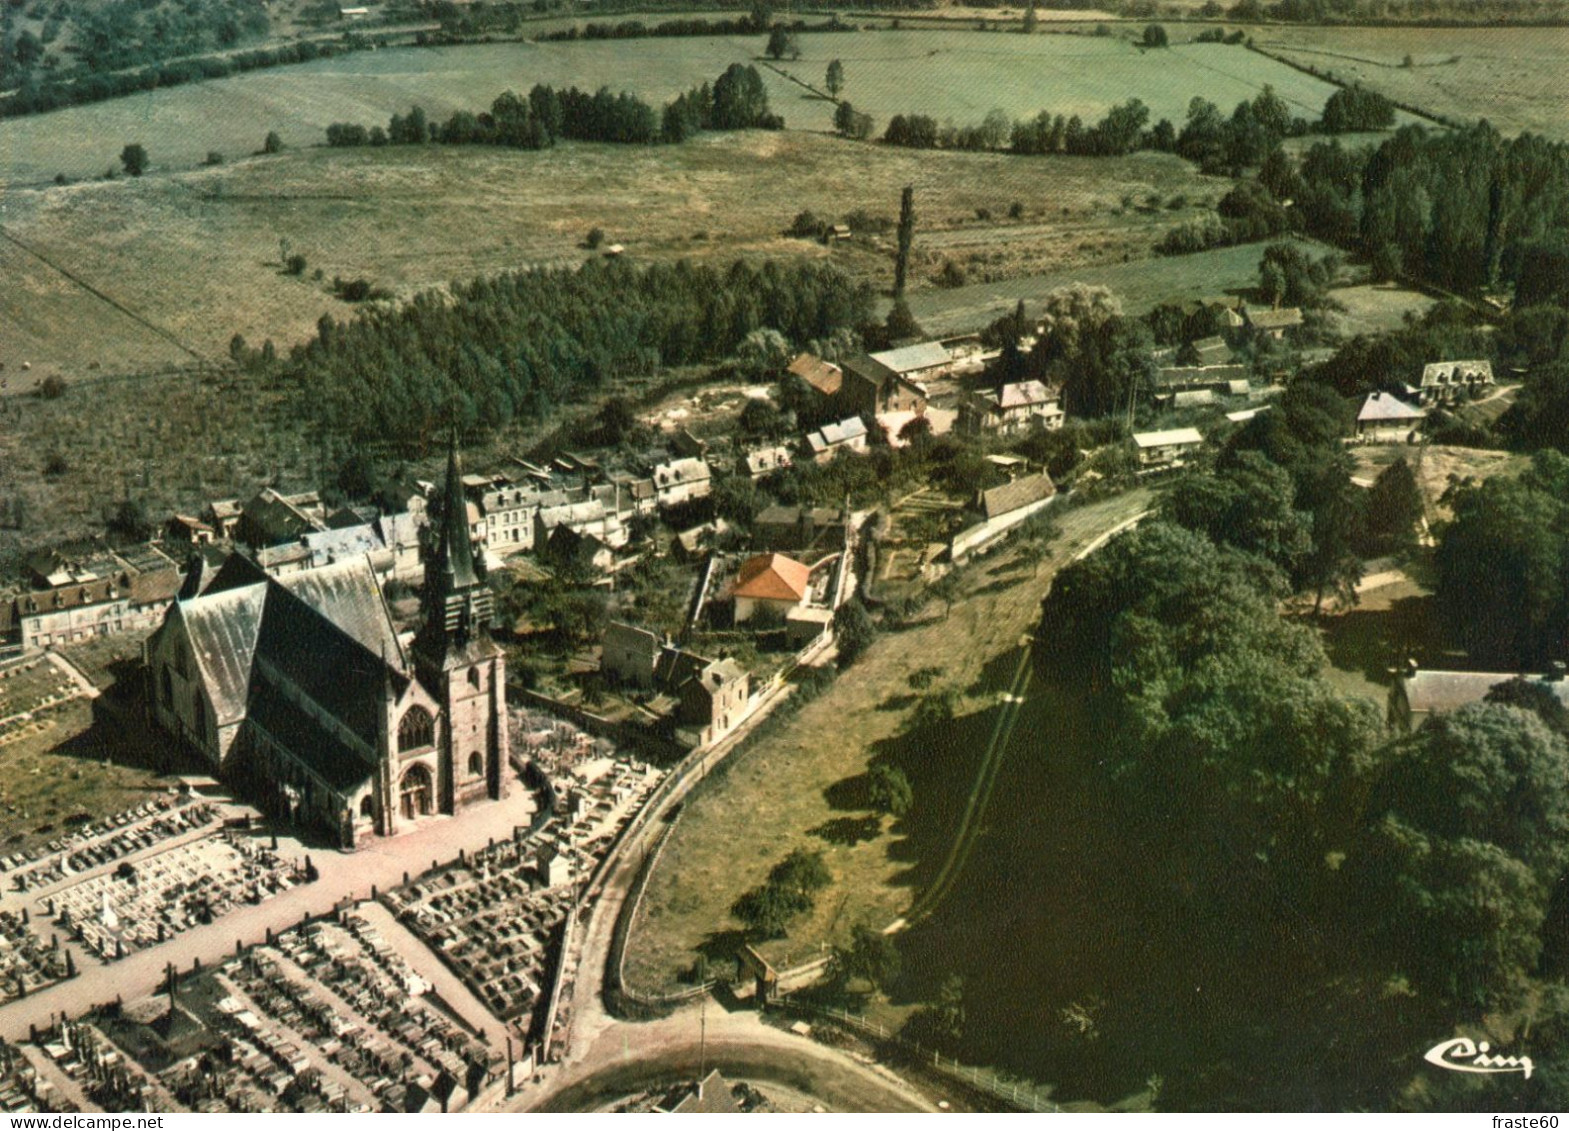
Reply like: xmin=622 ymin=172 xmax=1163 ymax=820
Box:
xmin=400 ymin=763 xmax=434 ymax=821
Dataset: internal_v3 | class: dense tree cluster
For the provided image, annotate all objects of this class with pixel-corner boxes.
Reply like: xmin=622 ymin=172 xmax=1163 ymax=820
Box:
xmin=1435 ymin=451 xmax=1569 ymax=669
xmin=1292 ymin=123 xmax=1569 ymax=294
xmin=325 ymin=65 xmax=779 ymax=151
xmin=279 ymin=257 xmax=872 ymax=450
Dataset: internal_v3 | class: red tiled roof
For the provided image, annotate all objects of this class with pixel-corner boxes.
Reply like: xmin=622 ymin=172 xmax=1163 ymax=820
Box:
xmin=733 ymin=553 xmax=810 ymax=602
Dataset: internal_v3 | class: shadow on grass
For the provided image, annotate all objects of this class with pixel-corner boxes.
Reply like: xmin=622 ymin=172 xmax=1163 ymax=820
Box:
xmin=1309 ymin=593 xmax=1454 ymax=688
xmin=808 ymin=814 xmax=884 ymax=847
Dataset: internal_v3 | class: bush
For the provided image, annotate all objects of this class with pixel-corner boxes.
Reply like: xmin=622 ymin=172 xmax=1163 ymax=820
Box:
xmin=585 ymin=227 xmax=605 ymax=249
xmin=37 ymin=375 xmax=67 ymax=400
xmin=284 ymin=254 xmax=307 ymax=276
xmin=1008 ymin=200 xmax=1024 ymax=219
xmin=203 ymin=151 xmax=224 ymax=166
xmin=262 ymin=130 xmax=283 ymax=154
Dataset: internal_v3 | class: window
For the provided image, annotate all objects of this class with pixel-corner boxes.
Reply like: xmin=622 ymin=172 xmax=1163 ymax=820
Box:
xmin=467 ymin=667 xmax=482 ymax=689
xmin=398 ymin=706 xmax=434 ymax=751
xmin=468 ymin=751 xmax=483 ymax=776
xmin=192 ymin=695 xmax=207 ymax=739
xmin=359 ymin=795 xmax=375 ymax=820
xmin=160 ymin=669 xmax=174 ymax=710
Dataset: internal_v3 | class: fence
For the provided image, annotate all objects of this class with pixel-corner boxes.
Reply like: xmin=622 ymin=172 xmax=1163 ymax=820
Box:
xmin=775 ymin=999 xmax=1061 ymax=1114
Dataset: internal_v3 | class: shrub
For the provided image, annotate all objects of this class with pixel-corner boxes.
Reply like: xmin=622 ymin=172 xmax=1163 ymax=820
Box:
xmin=585 ymin=227 xmax=605 ymax=249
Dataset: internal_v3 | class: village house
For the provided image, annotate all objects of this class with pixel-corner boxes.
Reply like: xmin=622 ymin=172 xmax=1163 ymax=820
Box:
xmin=1355 ymin=391 xmax=1427 ymax=441
xmin=803 ymin=417 xmax=868 ymax=464
xmin=958 ymin=380 xmax=1065 ymax=435
xmin=1388 ymin=663 xmax=1569 ymax=732
xmin=676 ymin=658 xmax=749 ymax=747
xmin=542 ymin=525 xmax=615 ymax=577
xmin=752 ymin=505 xmax=850 ymax=555
xmin=601 ymin=622 xmax=663 ymax=690
xmin=204 ymin=499 xmax=244 ymax=541
xmin=732 ymin=553 xmax=812 ymax=624
xmin=672 ymin=519 xmax=730 ymax=561
xmin=651 ymin=458 xmax=713 ymax=510
xmin=533 ymin=496 xmax=628 ymax=554
xmin=1418 ymin=359 xmax=1495 ymax=405
xmin=143 ymin=443 xmax=508 ymax=850
xmin=739 ymin=444 xmax=794 ymax=481
xmin=13 ymin=544 xmax=183 ymax=652
xmin=165 ymin=514 xmax=216 ymax=546
xmin=1133 ymin=427 xmax=1205 ymax=469
xmin=840 ymin=343 xmax=946 ymax=416
xmin=234 ymin=489 xmax=328 ymax=549
xmin=950 ymin=471 xmax=1058 ymax=561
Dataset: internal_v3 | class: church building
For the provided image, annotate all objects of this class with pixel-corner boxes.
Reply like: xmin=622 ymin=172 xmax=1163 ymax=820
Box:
xmin=144 ymin=442 xmax=509 ymax=849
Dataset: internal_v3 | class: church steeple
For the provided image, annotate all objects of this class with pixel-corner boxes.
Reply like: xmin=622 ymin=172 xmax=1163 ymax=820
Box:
xmin=435 ymin=434 xmax=480 ymax=594
xmin=415 ymin=433 xmax=494 ymax=669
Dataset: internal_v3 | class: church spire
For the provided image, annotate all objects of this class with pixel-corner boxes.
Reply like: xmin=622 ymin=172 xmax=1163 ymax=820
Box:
xmin=415 ymin=430 xmax=495 ymax=671
xmin=436 ymin=431 xmax=480 ymax=594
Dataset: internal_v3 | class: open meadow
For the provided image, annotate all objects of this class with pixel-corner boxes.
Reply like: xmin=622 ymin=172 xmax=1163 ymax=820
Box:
xmin=1257 ymin=25 xmax=1569 ymax=139
xmin=0 ymin=29 xmax=1371 ymax=185
xmin=0 ymin=132 xmax=1228 ymax=376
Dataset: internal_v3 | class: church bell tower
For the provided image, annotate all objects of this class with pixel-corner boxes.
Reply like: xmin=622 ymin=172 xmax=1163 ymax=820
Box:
xmin=414 ymin=435 xmax=509 ymax=807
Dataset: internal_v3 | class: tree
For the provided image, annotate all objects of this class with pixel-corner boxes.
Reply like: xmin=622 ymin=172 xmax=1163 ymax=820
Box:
xmin=737 ymin=328 xmax=793 ymax=377
xmin=834 ymin=599 xmax=876 ymax=667
xmin=894 ymin=186 xmax=916 ymax=298
xmin=885 ymin=299 xmax=924 ymax=342
xmin=1359 ymin=456 xmax=1424 ymax=556
xmin=1142 ymin=24 xmax=1169 ymax=47
xmin=903 ymin=975 xmax=966 ymax=1054
xmin=764 ymin=25 xmax=797 ymax=60
xmin=866 ymin=763 xmax=913 ymax=817
xmin=833 ymin=100 xmax=873 ymax=140
xmin=931 ymin=571 xmax=962 ymax=619
xmin=1165 ymin=451 xmax=1312 ymax=573
xmin=1349 ymin=703 xmax=1569 ymax=1008
xmin=1022 ymin=0 xmax=1038 ymax=32
xmin=107 ymin=499 xmax=152 ymax=542
xmin=833 ymin=923 xmax=900 ymax=992
xmin=262 ymin=130 xmax=283 ymax=154
xmin=825 ymin=59 xmax=844 ymax=98
xmin=120 ymin=143 xmax=148 ymax=176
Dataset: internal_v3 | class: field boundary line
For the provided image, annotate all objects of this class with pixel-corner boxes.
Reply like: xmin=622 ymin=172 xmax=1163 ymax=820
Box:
xmin=0 ymin=225 xmax=205 ymax=361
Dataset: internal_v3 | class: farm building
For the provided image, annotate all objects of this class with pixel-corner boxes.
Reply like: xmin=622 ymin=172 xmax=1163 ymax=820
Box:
xmin=841 ymin=343 xmax=946 ymax=416
xmin=1243 ymin=307 xmax=1303 ymax=340
xmin=732 ymin=553 xmax=812 ymax=624
xmin=1388 ymin=664 xmax=1569 ymax=732
xmin=786 ymin=353 xmax=844 ymax=400
xmin=1355 ymin=392 xmax=1426 ymax=441
xmin=1418 ymin=359 xmax=1494 ymax=405
xmin=959 ymin=380 xmax=1064 ymax=435
xmin=1133 ymin=427 xmax=1204 ymax=469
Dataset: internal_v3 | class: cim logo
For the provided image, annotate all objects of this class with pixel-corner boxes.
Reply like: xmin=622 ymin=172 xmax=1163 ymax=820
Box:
xmin=1424 ymin=1037 xmax=1534 ymax=1079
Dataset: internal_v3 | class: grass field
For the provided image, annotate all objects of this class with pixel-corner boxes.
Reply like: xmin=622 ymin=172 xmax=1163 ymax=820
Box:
xmin=1258 ymin=26 xmax=1569 ymax=139
xmin=0 ymin=132 xmax=1225 ymax=377
xmin=1328 ymin=282 xmax=1435 ymax=336
xmin=898 ymin=238 xmax=1313 ymax=333
xmin=0 ymin=30 xmax=1367 ymax=185
xmin=623 ymin=488 xmax=1154 ymax=996
xmin=768 ymin=32 xmax=1352 ymax=125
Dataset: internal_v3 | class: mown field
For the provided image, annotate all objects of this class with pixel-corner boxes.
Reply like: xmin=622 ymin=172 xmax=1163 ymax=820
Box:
xmin=0 ymin=131 xmax=1226 ymax=377
xmin=0 ymin=28 xmax=1372 ymax=185
xmin=768 ymin=31 xmax=1354 ymax=125
xmin=1258 ymin=25 xmax=1569 ymax=139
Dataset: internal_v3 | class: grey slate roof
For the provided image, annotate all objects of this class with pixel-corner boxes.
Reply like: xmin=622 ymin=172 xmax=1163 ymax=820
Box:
xmin=247 ymin=681 xmax=377 ymax=792
xmin=177 ymin=583 xmax=269 ymax=726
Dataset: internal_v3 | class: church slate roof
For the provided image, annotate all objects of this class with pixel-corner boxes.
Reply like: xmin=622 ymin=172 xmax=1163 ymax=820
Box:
xmin=247 ymin=680 xmax=378 ymax=792
xmin=177 ymin=583 xmax=269 ymax=726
